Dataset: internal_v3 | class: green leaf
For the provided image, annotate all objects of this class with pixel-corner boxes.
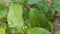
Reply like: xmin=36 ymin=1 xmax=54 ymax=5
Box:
xmin=35 ymin=1 xmax=50 ymax=13
xmin=27 ymin=0 xmax=40 ymax=5
xmin=27 ymin=27 xmax=51 ymax=34
xmin=39 ymin=2 xmax=50 ymax=13
xmin=11 ymin=0 xmax=24 ymax=4
xmin=29 ymin=9 xmax=41 ymax=27
xmin=55 ymin=30 xmax=60 ymax=34
xmin=54 ymin=0 xmax=60 ymax=13
xmin=0 ymin=28 xmax=5 ymax=34
xmin=0 ymin=4 xmax=7 ymax=19
xmin=0 ymin=4 xmax=7 ymax=10
xmin=29 ymin=9 xmax=48 ymax=29
xmin=7 ymin=3 xmax=24 ymax=28
xmin=7 ymin=3 xmax=25 ymax=34
xmin=47 ymin=21 xmax=54 ymax=32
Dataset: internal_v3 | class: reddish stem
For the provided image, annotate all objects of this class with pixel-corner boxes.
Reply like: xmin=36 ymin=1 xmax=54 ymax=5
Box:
xmin=24 ymin=4 xmax=31 ymax=10
xmin=20 ymin=3 xmax=31 ymax=10
xmin=50 ymin=0 xmax=54 ymax=9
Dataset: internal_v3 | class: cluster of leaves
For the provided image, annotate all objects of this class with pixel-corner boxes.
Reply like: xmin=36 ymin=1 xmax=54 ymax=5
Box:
xmin=0 ymin=0 xmax=60 ymax=34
